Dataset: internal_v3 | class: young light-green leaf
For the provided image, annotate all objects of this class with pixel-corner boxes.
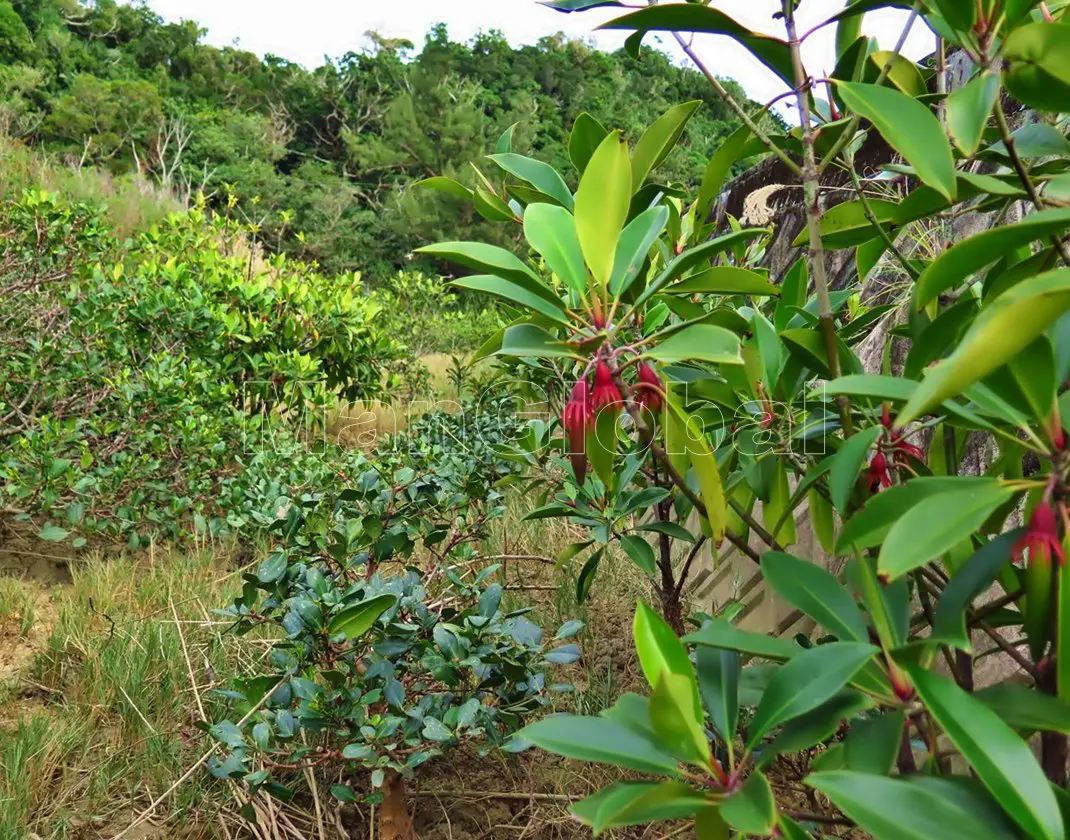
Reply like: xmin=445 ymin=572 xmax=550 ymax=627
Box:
xmin=522 ymin=203 xmax=588 ymax=297
xmin=575 ymin=131 xmax=632 ymax=288
xmin=645 ymin=324 xmax=743 ymax=365
xmin=633 ymin=601 xmax=702 ymax=720
xmin=836 ymin=81 xmax=956 ymax=202
xmin=416 ymin=241 xmax=541 ymax=285
xmin=650 ymin=672 xmax=712 ymax=767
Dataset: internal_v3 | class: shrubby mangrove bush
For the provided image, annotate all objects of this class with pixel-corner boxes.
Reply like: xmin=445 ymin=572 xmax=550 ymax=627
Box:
xmin=0 ymin=190 xmax=403 ymax=546
xmin=208 ymin=401 xmax=576 ymax=840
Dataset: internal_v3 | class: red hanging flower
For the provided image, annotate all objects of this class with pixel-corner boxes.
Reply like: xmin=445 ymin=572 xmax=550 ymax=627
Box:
xmin=1014 ymin=501 xmax=1066 ymax=568
xmin=636 ymin=362 xmax=663 ymax=412
xmin=562 ymin=379 xmax=592 ymax=484
xmin=591 ymin=361 xmax=622 ymax=412
xmin=865 ymin=451 xmax=892 ymax=493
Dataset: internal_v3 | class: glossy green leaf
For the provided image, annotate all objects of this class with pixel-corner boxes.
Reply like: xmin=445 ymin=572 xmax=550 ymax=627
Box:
xmin=599 ymin=5 xmax=794 ymax=85
xmin=575 ymin=131 xmax=632 ymax=287
xmin=328 ymin=594 xmax=397 ymax=640
xmin=900 ymin=269 xmax=1070 ymax=425
xmin=931 ymin=530 xmax=1021 ymax=650
xmin=645 ymin=324 xmax=743 ymax=365
xmin=631 ymin=100 xmax=702 ymax=188
xmin=488 ymin=153 xmax=574 ymax=210
xmin=947 ymin=71 xmax=1000 ymax=156
xmin=666 ymin=266 xmax=779 ymax=296
xmin=522 ymin=203 xmax=588 ymax=297
xmin=694 ymin=122 xmax=755 ymax=230
xmin=865 ymin=50 xmax=926 ymax=96
xmin=844 ymin=711 xmax=904 ymax=775
xmin=498 ymin=323 xmax=578 ymax=359
xmin=914 ymin=210 xmax=1070 ymax=309
xmin=473 ymin=186 xmax=515 ymax=221
xmin=544 ymin=0 xmax=624 ymax=10
xmin=721 ymin=771 xmax=776 ymax=836
xmin=829 ymin=425 xmax=883 ymax=513
xmin=976 ymin=681 xmax=1070 ymax=735
xmin=452 ymin=275 xmax=569 ymax=325
xmin=577 ymin=781 xmax=709 ymax=833
xmin=619 ymin=534 xmax=656 ymax=576
xmin=794 ymin=199 xmax=898 ymax=249
xmin=668 ymin=396 xmax=728 ymax=543
xmin=746 ymin=642 xmax=877 ymax=748
xmin=904 ymin=664 xmax=1064 ymax=840
xmin=837 ymin=476 xmax=995 ymax=552
xmin=609 ymin=205 xmax=668 ymax=297
xmin=685 ymin=619 xmax=801 ymax=661
xmin=1003 ymin=21 xmax=1070 ymax=113
xmin=767 ymin=691 xmax=871 ymax=758
xmin=520 ymin=715 xmax=681 ymax=775
xmin=877 ymin=483 xmax=1015 ymax=580
xmin=414 ymin=176 xmax=473 ymax=201
xmin=416 ymin=241 xmax=540 ymax=285
xmin=762 ymin=552 xmax=868 ymax=642
xmin=696 ymin=807 xmax=731 ymax=840
xmin=636 ymin=228 xmax=768 ymax=307
xmin=808 ymin=772 xmax=1024 ymax=840
xmin=836 ymin=81 xmax=956 ymax=201
xmin=568 ymin=112 xmax=609 ymax=175
xmin=696 ymin=645 xmax=739 ymax=743
xmin=750 ymin=311 xmax=782 ymax=396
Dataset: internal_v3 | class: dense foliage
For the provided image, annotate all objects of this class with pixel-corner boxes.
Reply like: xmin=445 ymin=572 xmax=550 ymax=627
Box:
xmin=207 ymin=398 xmax=573 ymax=835
xmin=0 ymin=0 xmax=762 ymax=276
xmin=420 ymin=0 xmax=1070 ymax=837
xmin=0 ymin=190 xmax=402 ymax=546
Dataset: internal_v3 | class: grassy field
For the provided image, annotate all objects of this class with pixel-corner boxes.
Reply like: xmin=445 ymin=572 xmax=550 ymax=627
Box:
xmin=0 ymin=495 xmax=664 ymax=840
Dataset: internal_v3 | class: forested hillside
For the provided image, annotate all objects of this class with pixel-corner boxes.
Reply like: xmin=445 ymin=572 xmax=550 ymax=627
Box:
xmin=0 ymin=0 xmax=761 ymax=276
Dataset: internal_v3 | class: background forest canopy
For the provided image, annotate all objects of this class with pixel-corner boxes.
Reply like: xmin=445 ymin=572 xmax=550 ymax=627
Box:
xmin=0 ymin=0 xmax=766 ymax=279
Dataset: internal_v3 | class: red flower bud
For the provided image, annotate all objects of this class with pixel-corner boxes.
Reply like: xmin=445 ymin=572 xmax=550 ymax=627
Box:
xmin=636 ymin=362 xmax=663 ymax=412
xmin=591 ymin=362 xmax=622 ymax=412
xmin=1015 ymin=501 xmax=1065 ymax=568
xmin=562 ymin=379 xmax=593 ymax=485
xmin=865 ymin=451 xmax=892 ymax=493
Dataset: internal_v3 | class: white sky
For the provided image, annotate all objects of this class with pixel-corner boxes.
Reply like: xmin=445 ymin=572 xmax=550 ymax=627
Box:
xmin=143 ymin=0 xmax=937 ymax=119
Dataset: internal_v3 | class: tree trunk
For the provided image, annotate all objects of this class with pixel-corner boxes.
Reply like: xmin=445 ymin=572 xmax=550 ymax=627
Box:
xmin=379 ymin=771 xmax=416 ymax=840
